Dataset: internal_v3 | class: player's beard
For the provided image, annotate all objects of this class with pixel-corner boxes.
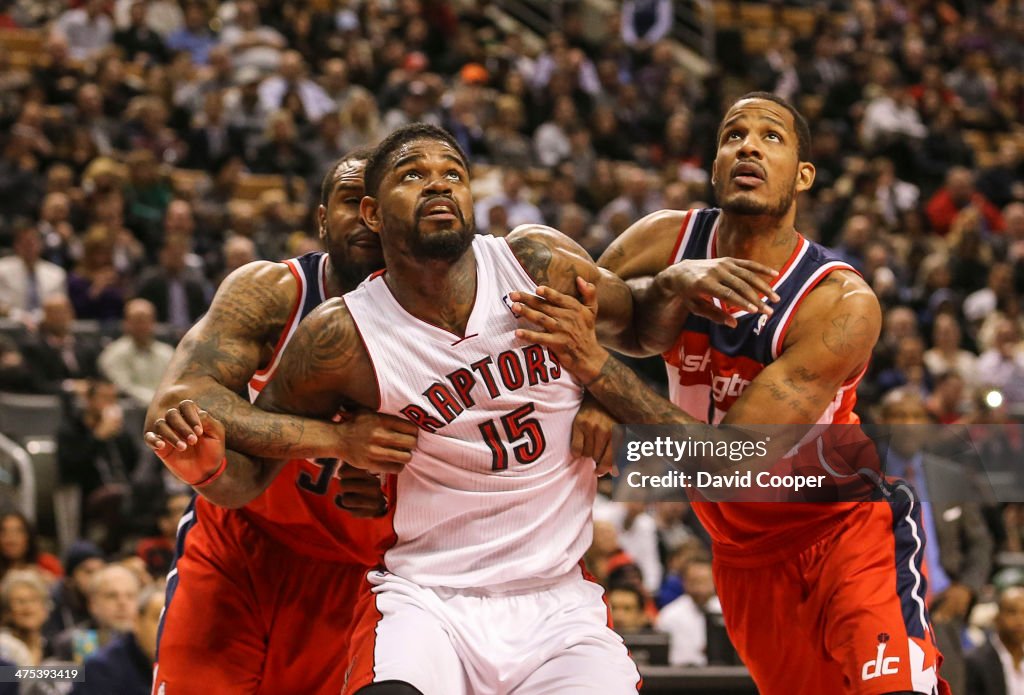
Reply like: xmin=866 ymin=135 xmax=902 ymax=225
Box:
xmin=717 ymin=178 xmax=797 ymax=218
xmin=410 ymin=211 xmax=475 ymax=262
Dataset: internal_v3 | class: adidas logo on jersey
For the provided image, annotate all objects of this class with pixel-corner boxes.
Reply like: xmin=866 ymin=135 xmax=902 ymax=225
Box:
xmin=861 ymin=640 xmax=900 ymax=681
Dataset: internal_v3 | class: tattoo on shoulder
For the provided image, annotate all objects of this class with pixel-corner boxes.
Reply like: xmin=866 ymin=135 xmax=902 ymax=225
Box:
xmin=507 ymin=234 xmax=553 ymax=285
xmin=822 ymin=313 xmax=872 ymax=357
xmin=272 ymin=303 xmax=362 ymax=401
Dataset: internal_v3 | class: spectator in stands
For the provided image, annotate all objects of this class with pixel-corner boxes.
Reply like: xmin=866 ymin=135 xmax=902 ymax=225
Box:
xmin=338 ymin=89 xmax=383 ymax=152
xmin=71 ymin=583 xmax=163 ymax=695
xmin=924 ymin=314 xmax=978 ymax=388
xmin=51 ymin=0 xmax=113 ymax=62
xmin=0 ymin=513 xmax=62 ymax=582
xmin=608 ymin=585 xmax=652 ymax=637
xmin=36 ymin=191 xmax=77 ymax=269
xmin=656 ymin=559 xmax=720 ymax=666
xmin=97 ymin=298 xmax=173 ymax=407
xmin=965 ymin=262 xmax=1015 ymax=325
xmin=474 ymin=170 xmax=543 ymax=231
xmin=182 ymin=90 xmax=244 ymax=170
xmin=19 ymin=293 xmax=100 ymax=393
xmin=249 ymin=110 xmax=314 ymax=179
xmin=599 ymin=166 xmax=664 ymax=237
xmin=67 ymin=226 xmax=126 ymax=323
xmin=134 ymin=234 xmax=208 ymax=331
xmin=0 ymin=569 xmax=54 ymax=666
xmin=977 ymin=139 xmax=1024 ymax=210
xmin=113 ymin=1 xmax=167 ymax=64
xmin=381 ymin=79 xmax=442 ymax=134
xmin=165 ymin=2 xmax=216 ymax=66
xmin=0 ymin=225 xmax=67 ymax=319
xmin=976 ymin=316 xmax=1024 ymax=408
xmin=74 ymin=84 xmax=116 ymax=158
xmin=52 ymin=564 xmax=140 ymax=664
xmin=218 ymin=234 xmax=256 ymax=285
xmin=259 ymin=50 xmax=333 ymax=125
xmin=926 ymin=167 xmax=1006 ymax=237
xmin=966 ymin=586 xmax=1024 ymax=695
xmin=43 ymin=541 xmax=105 ymax=643
xmin=595 ymin=501 xmax=662 ymax=595
xmin=620 ymin=0 xmax=672 ymax=54
xmin=218 ymin=0 xmax=286 ymax=77
xmin=533 ymin=96 xmax=576 ymax=168
xmin=56 ymin=378 xmax=139 ymax=544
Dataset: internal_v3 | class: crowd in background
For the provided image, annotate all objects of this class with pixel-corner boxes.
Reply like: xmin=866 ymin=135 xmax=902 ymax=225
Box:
xmin=0 ymin=0 xmax=1022 ymax=691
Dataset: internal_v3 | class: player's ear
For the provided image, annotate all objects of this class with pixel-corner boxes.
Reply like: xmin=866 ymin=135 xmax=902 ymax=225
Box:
xmin=710 ymin=159 xmax=718 ymax=187
xmin=796 ymin=161 xmax=815 ymax=193
xmin=360 ymin=196 xmax=382 ymax=235
xmin=316 ymin=204 xmax=327 ymax=241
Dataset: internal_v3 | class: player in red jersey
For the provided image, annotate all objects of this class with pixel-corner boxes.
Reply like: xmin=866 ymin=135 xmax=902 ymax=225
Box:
xmin=511 ymin=92 xmax=950 ymax=695
xmin=143 ymin=149 xmax=421 ymax=694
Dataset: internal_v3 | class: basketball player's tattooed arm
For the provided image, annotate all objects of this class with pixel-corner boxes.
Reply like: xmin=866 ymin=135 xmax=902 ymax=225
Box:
xmin=505 ymin=224 xmax=641 ymax=354
xmin=145 ymin=264 xmax=415 ymax=503
xmin=147 ymin=299 xmax=418 ymax=508
xmin=512 ymin=270 xmax=880 ymax=485
xmin=597 ymin=211 xmax=779 ymax=355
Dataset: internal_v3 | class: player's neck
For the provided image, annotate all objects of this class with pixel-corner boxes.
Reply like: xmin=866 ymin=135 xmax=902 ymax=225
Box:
xmin=717 ymin=211 xmax=799 ymax=271
xmin=386 ymin=246 xmax=478 ymax=338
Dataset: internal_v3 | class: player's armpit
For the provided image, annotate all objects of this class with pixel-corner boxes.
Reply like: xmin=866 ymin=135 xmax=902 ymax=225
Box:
xmin=506 ymin=225 xmax=639 ymax=354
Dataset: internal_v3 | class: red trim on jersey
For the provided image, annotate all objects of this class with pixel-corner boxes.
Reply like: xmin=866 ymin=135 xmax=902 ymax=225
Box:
xmin=667 ymin=210 xmax=695 ymax=265
xmin=369 ymin=268 xmax=386 ymax=280
xmin=250 ymin=261 xmax=303 ymax=381
xmin=774 ymin=264 xmax=854 ymax=357
xmin=711 ymin=232 xmax=807 ymax=315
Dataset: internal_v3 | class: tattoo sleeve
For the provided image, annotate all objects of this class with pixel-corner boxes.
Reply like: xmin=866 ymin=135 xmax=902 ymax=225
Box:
xmin=146 ymin=263 xmax=345 ymax=463
xmin=200 ymin=300 xmax=364 ymax=508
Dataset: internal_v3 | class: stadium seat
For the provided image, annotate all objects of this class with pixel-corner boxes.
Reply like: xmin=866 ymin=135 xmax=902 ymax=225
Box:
xmin=0 ymin=28 xmax=44 ymax=68
xmin=0 ymin=433 xmax=36 ymax=524
xmin=0 ymin=392 xmax=63 ymax=442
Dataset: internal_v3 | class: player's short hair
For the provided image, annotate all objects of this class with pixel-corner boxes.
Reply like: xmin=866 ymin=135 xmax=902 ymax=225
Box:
xmin=718 ymin=91 xmax=812 ymax=162
xmin=364 ymin=124 xmax=469 ymax=198
xmin=320 ymin=145 xmax=375 ymax=206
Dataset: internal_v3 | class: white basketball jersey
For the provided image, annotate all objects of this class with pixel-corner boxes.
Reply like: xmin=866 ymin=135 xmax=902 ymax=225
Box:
xmin=345 ymin=234 xmax=595 ymax=591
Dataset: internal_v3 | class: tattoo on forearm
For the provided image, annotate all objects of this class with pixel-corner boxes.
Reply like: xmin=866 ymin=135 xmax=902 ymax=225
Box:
xmin=587 ymin=357 xmax=699 ymax=426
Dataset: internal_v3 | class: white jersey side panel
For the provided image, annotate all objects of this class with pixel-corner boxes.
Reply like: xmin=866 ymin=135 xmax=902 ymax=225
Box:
xmin=345 ymin=235 xmax=595 ymax=591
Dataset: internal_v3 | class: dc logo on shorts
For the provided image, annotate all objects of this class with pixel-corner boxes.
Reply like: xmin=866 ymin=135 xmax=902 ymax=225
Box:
xmin=861 ymin=635 xmax=900 ymax=681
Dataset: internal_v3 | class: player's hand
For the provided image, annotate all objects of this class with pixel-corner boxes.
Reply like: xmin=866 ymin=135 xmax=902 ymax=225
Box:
xmin=509 ymin=278 xmax=609 ymax=384
xmin=332 ymin=410 xmax=419 ymax=476
xmin=572 ymin=395 xmax=617 ymax=476
xmin=336 ymin=463 xmax=388 ymax=518
xmin=657 ymin=258 xmax=779 ymax=328
xmin=145 ymin=400 xmax=227 ymax=486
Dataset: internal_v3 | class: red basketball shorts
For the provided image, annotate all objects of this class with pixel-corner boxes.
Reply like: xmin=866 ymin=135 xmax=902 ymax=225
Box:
xmin=153 ymin=496 xmax=372 ymax=695
xmin=713 ymin=486 xmax=952 ymax=695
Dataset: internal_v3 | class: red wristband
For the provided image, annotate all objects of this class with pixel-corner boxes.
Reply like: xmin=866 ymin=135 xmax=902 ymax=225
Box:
xmin=192 ymin=457 xmax=228 ymax=488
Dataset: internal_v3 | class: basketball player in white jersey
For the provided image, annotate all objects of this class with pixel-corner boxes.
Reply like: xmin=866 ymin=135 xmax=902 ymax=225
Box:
xmin=148 ymin=124 xmax=644 ymax=694
xmin=509 ymin=94 xmax=950 ymax=695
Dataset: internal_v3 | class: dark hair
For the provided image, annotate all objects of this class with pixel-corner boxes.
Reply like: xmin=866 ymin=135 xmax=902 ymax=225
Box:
xmin=0 ymin=511 xmax=40 ymax=574
xmin=319 ymin=145 xmax=375 ymax=206
xmin=364 ymin=124 xmax=469 ymax=198
xmin=607 ymin=584 xmax=645 ymax=609
xmin=718 ymin=91 xmax=812 ymax=162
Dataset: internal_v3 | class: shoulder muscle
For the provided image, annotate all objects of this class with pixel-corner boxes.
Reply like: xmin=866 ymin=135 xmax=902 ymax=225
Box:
xmin=598 ymin=209 xmax=689 ymax=279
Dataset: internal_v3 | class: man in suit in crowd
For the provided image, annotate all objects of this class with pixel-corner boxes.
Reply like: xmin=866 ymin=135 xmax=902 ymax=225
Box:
xmin=0 ymin=225 xmax=67 ymax=318
xmin=966 ymin=586 xmax=1024 ymax=695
